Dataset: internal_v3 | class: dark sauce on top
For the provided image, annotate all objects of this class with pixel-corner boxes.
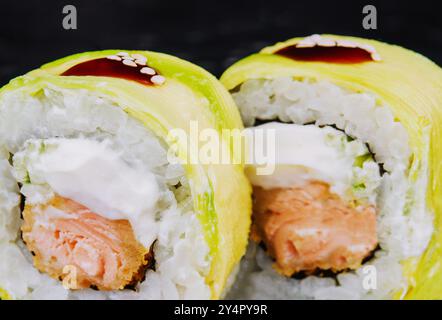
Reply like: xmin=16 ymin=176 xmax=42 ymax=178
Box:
xmin=61 ymin=55 xmax=164 ymax=85
xmin=275 ymin=45 xmax=374 ymax=64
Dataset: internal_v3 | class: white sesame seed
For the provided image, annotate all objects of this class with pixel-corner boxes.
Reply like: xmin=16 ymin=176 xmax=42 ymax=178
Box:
xmin=131 ymin=54 xmax=147 ymax=61
xmin=296 ymin=41 xmax=316 ymax=48
xmin=372 ymin=53 xmax=382 ymax=61
xmin=336 ymin=40 xmax=357 ymax=48
xmin=106 ymin=55 xmax=122 ymax=61
xmin=317 ymin=38 xmax=335 ymax=47
xmin=151 ymin=75 xmax=165 ymax=85
xmin=135 ymin=59 xmax=147 ymax=66
xmin=122 ymin=59 xmax=137 ymax=67
xmin=140 ymin=67 xmax=155 ymax=75
xmin=308 ymin=34 xmax=322 ymax=42
xmin=359 ymin=44 xmax=376 ymax=53
xmin=117 ymin=52 xmax=129 ymax=57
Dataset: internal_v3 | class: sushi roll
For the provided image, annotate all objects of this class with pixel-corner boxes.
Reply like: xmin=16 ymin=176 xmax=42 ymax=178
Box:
xmin=0 ymin=51 xmax=251 ymax=299
xmin=221 ymin=35 xmax=442 ymax=299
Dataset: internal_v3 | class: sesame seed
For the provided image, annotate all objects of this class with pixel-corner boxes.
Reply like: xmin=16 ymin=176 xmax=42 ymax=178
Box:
xmin=135 ymin=59 xmax=147 ymax=66
xmin=372 ymin=53 xmax=381 ymax=61
xmin=131 ymin=54 xmax=147 ymax=61
xmin=296 ymin=41 xmax=315 ymax=48
xmin=117 ymin=52 xmax=129 ymax=57
xmin=337 ymin=40 xmax=357 ymax=48
xmin=122 ymin=59 xmax=137 ymax=67
xmin=309 ymin=34 xmax=321 ymax=42
xmin=360 ymin=44 xmax=376 ymax=53
xmin=140 ymin=67 xmax=155 ymax=75
xmin=151 ymin=75 xmax=165 ymax=85
xmin=317 ymin=38 xmax=335 ymax=47
xmin=106 ymin=55 xmax=122 ymax=61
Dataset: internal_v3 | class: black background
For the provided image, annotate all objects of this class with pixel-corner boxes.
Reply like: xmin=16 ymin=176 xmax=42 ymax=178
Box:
xmin=0 ymin=0 xmax=440 ymax=86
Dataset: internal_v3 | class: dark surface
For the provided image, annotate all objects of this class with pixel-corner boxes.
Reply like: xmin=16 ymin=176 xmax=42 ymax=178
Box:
xmin=0 ymin=0 xmax=440 ymax=85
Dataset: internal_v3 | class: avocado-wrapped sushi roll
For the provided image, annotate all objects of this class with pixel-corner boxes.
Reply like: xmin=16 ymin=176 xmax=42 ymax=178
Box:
xmin=221 ymin=35 xmax=442 ymax=299
xmin=0 ymin=51 xmax=251 ymax=299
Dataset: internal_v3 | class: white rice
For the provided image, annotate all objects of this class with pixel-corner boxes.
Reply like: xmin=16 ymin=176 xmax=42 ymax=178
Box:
xmin=0 ymin=87 xmax=211 ymax=300
xmin=227 ymin=77 xmax=433 ymax=300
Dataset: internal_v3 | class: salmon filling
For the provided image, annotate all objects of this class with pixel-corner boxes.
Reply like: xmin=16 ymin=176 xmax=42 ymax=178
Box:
xmin=252 ymin=181 xmax=378 ymax=276
xmin=21 ymin=195 xmax=151 ymax=291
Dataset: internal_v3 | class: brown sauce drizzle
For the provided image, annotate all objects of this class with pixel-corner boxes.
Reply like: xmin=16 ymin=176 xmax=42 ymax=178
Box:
xmin=61 ymin=54 xmax=164 ymax=85
xmin=275 ymin=45 xmax=374 ymax=64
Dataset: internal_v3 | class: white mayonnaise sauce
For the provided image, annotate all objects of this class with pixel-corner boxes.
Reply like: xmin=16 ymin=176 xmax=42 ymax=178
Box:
xmin=17 ymin=138 xmax=160 ymax=246
xmin=245 ymin=122 xmax=356 ymax=196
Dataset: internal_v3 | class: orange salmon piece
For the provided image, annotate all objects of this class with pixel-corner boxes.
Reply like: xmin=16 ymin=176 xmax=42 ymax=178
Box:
xmin=252 ymin=181 xmax=378 ymax=276
xmin=21 ymin=195 xmax=151 ymax=290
